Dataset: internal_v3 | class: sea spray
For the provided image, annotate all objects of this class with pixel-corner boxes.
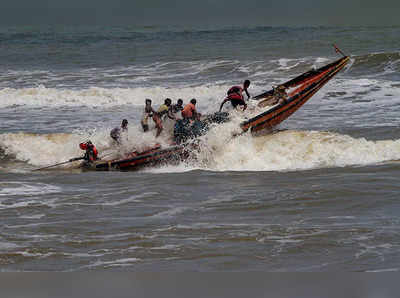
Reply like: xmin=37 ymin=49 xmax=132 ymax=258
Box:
xmin=2 ymin=121 xmax=400 ymax=172
xmin=202 ymin=130 xmax=400 ymax=172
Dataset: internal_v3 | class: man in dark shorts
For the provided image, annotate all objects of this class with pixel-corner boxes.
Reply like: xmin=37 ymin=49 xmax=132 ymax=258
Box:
xmin=219 ymin=79 xmax=251 ymax=112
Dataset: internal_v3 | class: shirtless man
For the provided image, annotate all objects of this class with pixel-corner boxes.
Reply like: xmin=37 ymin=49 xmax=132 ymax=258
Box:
xmin=141 ymin=99 xmax=156 ymax=132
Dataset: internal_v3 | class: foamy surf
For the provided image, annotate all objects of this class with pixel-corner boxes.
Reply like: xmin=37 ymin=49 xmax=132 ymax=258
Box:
xmin=0 ymin=124 xmax=168 ymax=168
xmin=196 ymin=130 xmax=400 ymax=172
xmin=3 ymin=127 xmax=399 ymax=173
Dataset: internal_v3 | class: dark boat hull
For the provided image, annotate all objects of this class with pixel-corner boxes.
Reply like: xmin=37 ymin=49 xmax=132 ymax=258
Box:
xmin=82 ymin=144 xmax=193 ymax=171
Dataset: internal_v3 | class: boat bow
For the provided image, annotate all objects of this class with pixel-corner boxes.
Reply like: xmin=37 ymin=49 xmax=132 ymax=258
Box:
xmin=241 ymin=56 xmax=350 ymax=133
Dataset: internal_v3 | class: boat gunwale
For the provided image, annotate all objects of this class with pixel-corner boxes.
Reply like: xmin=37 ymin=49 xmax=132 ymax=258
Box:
xmin=93 ymin=144 xmax=187 ymax=170
xmin=241 ymin=56 xmax=349 ymax=131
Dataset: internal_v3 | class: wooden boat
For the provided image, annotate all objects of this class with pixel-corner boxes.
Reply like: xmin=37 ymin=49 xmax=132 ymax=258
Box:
xmin=241 ymin=55 xmax=350 ymax=133
xmin=81 ymin=50 xmax=349 ymax=172
xmin=82 ymin=143 xmax=193 ymax=171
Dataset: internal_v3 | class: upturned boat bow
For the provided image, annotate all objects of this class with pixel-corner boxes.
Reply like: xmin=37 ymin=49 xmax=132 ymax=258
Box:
xmin=241 ymin=54 xmax=350 ymax=133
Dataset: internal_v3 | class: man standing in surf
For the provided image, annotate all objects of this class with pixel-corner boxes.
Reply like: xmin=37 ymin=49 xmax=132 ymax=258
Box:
xmin=219 ymin=79 xmax=251 ymax=112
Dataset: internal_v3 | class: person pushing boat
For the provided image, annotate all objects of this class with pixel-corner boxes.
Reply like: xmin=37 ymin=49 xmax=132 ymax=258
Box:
xmin=182 ymin=98 xmax=201 ymax=121
xmin=157 ymin=98 xmax=174 ymax=120
xmin=110 ymin=119 xmax=128 ymax=145
xmin=154 ymin=98 xmax=175 ymax=137
xmin=171 ymin=99 xmax=184 ymax=120
xmin=79 ymin=141 xmax=99 ymax=163
xmin=141 ymin=99 xmax=157 ymax=132
xmin=219 ymin=79 xmax=251 ymax=112
xmin=174 ymin=98 xmax=203 ymax=144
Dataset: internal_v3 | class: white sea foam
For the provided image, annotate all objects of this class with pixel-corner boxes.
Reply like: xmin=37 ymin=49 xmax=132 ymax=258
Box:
xmin=100 ymin=192 xmax=158 ymax=206
xmin=313 ymin=77 xmax=400 ymax=114
xmin=0 ymin=125 xmax=169 ymax=167
xmin=0 ymin=84 xmax=267 ymax=110
xmin=150 ymin=244 xmax=181 ymax=250
xmin=20 ymin=214 xmax=46 ymax=219
xmin=366 ymin=268 xmax=400 ymax=272
xmin=276 ymin=58 xmax=301 ymax=70
xmin=1 ymin=66 xmax=396 ymax=130
xmin=0 ymin=57 xmax=345 ymax=109
xmin=0 ymin=182 xmax=61 ymax=197
xmin=152 ymin=206 xmax=190 ymax=218
xmin=195 ymin=129 xmax=400 ymax=172
xmin=1 ymin=54 xmax=399 ymax=173
xmin=85 ymin=258 xmax=140 ymax=269
xmin=0 ymin=53 xmax=396 ymax=115
xmin=17 ymin=251 xmax=54 ymax=258
xmin=2 ymin=120 xmax=400 ymax=173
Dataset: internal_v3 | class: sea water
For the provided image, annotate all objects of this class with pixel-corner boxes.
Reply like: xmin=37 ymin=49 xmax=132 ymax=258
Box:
xmin=1 ymin=25 xmax=400 ymax=271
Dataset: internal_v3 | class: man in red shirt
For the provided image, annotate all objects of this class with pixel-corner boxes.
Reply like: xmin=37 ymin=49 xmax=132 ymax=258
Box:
xmin=219 ymin=79 xmax=250 ymax=112
xmin=79 ymin=141 xmax=99 ymax=162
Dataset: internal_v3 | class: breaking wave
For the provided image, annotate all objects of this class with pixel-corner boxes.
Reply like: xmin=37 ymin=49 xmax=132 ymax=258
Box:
xmin=0 ymin=127 xmax=167 ymax=169
xmin=196 ymin=129 xmax=400 ymax=172
xmin=352 ymin=52 xmax=400 ymax=76
xmin=0 ymin=84 xmax=236 ymax=109
xmin=2 ymin=125 xmax=400 ymax=173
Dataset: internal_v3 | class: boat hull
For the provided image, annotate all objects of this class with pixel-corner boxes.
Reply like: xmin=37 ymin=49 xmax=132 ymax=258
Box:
xmin=241 ymin=56 xmax=350 ymax=133
xmin=82 ymin=55 xmax=349 ymax=171
xmin=82 ymin=144 xmax=193 ymax=171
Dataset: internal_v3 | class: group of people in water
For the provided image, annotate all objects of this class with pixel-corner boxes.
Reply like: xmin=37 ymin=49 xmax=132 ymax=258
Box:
xmin=140 ymin=97 xmax=201 ymax=138
xmin=79 ymin=80 xmax=252 ymax=163
xmin=109 ymin=79 xmax=252 ymax=143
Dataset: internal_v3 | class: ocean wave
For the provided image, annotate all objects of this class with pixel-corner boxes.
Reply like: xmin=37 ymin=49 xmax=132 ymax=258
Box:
xmin=0 ymin=126 xmax=169 ymax=168
xmin=3 ymin=125 xmax=400 ymax=173
xmin=0 ymin=84 xmax=246 ymax=109
xmin=0 ymin=74 xmax=397 ymax=117
xmin=0 ymin=55 xmax=349 ymax=90
xmin=0 ymin=56 xmax=355 ymax=109
xmin=0 ymin=182 xmax=61 ymax=197
xmin=195 ymin=129 xmax=400 ymax=172
xmin=351 ymin=52 xmax=400 ymax=76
